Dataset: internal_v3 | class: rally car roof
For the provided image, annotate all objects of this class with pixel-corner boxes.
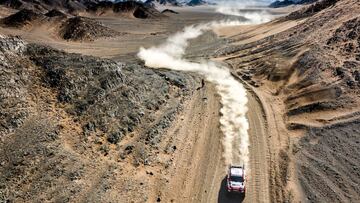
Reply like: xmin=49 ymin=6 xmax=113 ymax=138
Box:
xmin=230 ymin=167 xmax=244 ymax=177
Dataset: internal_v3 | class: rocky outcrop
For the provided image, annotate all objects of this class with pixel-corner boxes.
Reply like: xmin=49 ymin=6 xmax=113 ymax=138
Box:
xmin=0 ymin=8 xmax=44 ymax=28
xmin=327 ymin=17 xmax=360 ymax=59
xmin=0 ymin=35 xmax=29 ymax=137
xmin=59 ymin=16 xmax=119 ymax=41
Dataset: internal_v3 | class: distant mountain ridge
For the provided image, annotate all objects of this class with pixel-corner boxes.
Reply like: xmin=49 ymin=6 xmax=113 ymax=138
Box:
xmin=269 ymin=0 xmax=317 ymax=8
xmin=187 ymin=0 xmax=208 ymax=6
xmin=144 ymin=0 xmax=210 ymax=7
xmin=87 ymin=1 xmax=164 ymax=18
xmin=145 ymin=0 xmax=181 ymax=7
xmin=0 ymin=0 xmax=164 ymax=18
xmin=0 ymin=0 xmax=100 ymax=13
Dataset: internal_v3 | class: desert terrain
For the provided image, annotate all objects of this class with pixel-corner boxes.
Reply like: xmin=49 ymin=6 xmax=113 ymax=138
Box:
xmin=0 ymin=0 xmax=359 ymax=203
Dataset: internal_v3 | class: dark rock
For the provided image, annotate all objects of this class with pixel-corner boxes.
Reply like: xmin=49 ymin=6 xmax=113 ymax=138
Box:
xmin=83 ymin=122 xmax=96 ymax=132
xmin=45 ymin=9 xmax=67 ymax=18
xmin=47 ymin=132 xmax=58 ymax=141
xmin=100 ymin=144 xmax=110 ymax=155
xmin=107 ymin=132 xmax=122 ymax=144
xmin=334 ymin=67 xmax=345 ymax=77
xmin=69 ymin=171 xmax=82 ymax=181
xmin=124 ymin=145 xmax=134 ymax=154
xmin=346 ymin=80 xmax=355 ymax=88
xmin=161 ymin=9 xmax=179 ymax=14
xmin=241 ymin=74 xmax=251 ymax=81
xmin=353 ymin=70 xmax=360 ymax=81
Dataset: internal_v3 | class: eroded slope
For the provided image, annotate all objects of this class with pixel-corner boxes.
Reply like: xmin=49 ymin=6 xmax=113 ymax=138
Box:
xmin=0 ymin=35 xmax=202 ymax=202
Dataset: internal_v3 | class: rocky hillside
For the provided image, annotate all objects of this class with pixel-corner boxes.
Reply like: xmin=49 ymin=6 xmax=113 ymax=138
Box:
xmin=0 ymin=0 xmax=164 ymax=19
xmin=286 ymin=0 xmax=338 ymax=19
xmin=0 ymin=35 xmax=199 ymax=202
xmin=217 ymin=0 xmax=360 ymax=202
xmin=0 ymin=0 xmax=99 ymax=13
xmin=0 ymin=8 xmax=44 ymax=28
xmin=0 ymin=8 xmax=118 ymax=41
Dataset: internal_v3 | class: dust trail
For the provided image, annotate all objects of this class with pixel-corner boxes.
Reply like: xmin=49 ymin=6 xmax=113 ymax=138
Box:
xmin=137 ymin=18 xmax=264 ymax=168
xmin=215 ymin=0 xmax=273 ymax=23
xmin=216 ymin=8 xmax=272 ymax=23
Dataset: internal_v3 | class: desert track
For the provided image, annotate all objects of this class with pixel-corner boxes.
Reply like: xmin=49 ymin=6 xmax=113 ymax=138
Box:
xmin=154 ymin=29 xmax=271 ymax=203
xmin=160 ymin=75 xmax=270 ymax=203
xmin=211 ymin=81 xmax=270 ymax=203
xmin=242 ymin=86 xmax=270 ymax=203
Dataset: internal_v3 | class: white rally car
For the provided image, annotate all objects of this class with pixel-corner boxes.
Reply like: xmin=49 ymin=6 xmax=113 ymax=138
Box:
xmin=226 ymin=165 xmax=246 ymax=194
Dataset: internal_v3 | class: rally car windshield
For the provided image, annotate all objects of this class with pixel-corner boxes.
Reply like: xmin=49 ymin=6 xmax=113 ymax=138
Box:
xmin=230 ymin=176 xmax=244 ymax=182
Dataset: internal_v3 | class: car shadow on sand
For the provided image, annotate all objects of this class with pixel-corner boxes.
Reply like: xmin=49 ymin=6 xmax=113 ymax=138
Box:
xmin=218 ymin=176 xmax=245 ymax=203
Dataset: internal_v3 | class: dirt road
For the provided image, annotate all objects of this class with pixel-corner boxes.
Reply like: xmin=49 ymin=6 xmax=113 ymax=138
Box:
xmin=208 ymin=84 xmax=270 ymax=203
xmin=156 ymin=75 xmax=270 ymax=203
xmin=153 ymin=58 xmax=270 ymax=202
xmin=176 ymin=29 xmax=271 ymax=203
xmin=143 ymin=26 xmax=271 ymax=203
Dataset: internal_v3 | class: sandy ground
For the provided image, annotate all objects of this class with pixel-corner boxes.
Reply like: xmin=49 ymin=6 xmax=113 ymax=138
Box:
xmin=0 ymin=6 xmax=226 ymax=62
xmin=214 ymin=18 xmax=305 ymax=45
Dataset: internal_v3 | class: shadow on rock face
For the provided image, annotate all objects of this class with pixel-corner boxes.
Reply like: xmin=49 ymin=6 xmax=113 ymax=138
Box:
xmin=218 ymin=176 xmax=245 ymax=203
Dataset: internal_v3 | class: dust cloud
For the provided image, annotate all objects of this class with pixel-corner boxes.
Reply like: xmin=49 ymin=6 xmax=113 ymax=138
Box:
xmin=138 ymin=13 xmax=269 ymax=169
xmin=215 ymin=0 xmax=273 ymax=23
